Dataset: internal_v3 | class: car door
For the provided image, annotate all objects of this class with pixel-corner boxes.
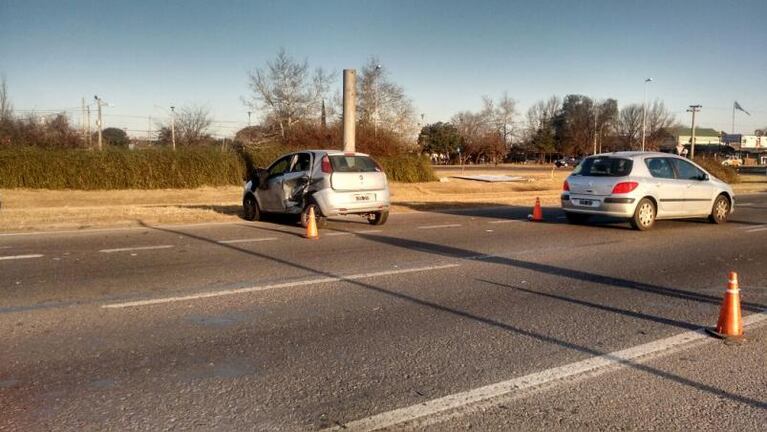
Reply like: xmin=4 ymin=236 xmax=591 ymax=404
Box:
xmin=644 ymin=157 xmax=685 ymax=217
xmin=256 ymin=155 xmax=293 ymax=212
xmin=280 ymin=152 xmax=312 ymax=211
xmin=671 ymin=158 xmax=716 ymax=216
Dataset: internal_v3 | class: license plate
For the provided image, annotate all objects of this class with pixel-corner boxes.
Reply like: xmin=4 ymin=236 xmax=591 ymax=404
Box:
xmin=579 ymin=199 xmax=595 ymax=206
xmin=355 ymin=194 xmax=374 ymax=201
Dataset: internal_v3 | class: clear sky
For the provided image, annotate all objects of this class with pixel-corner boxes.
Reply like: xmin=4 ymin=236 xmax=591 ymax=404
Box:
xmin=1 ymin=0 xmax=765 ymax=138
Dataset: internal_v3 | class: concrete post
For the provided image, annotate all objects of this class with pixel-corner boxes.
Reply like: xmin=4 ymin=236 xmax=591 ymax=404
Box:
xmin=343 ymin=69 xmax=356 ymax=153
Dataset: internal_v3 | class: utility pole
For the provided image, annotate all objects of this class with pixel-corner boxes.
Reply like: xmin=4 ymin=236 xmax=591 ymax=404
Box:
xmin=373 ymin=64 xmax=381 ymax=138
xmin=247 ymin=111 xmax=252 ymax=127
xmin=593 ymin=105 xmax=599 ymax=155
xmin=94 ymin=95 xmax=104 ymax=150
xmin=170 ymin=106 xmax=176 ymax=150
xmin=342 ymin=69 xmax=356 ymax=152
xmin=687 ymin=105 xmax=702 ymax=159
xmin=86 ymin=105 xmax=92 ymax=148
xmin=148 ymin=116 xmax=152 ymax=142
xmin=80 ymin=97 xmax=85 ymax=136
xmin=641 ymin=77 xmax=653 ymax=151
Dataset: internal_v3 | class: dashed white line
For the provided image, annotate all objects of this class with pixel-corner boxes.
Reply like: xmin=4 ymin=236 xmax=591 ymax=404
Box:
xmin=102 ymin=263 xmax=461 ymax=309
xmin=418 ymin=224 xmax=462 ymax=230
xmin=99 ymin=245 xmax=174 ymax=254
xmin=745 ymin=227 xmax=767 ymax=233
xmin=488 ymin=220 xmax=521 ymax=224
xmin=326 ymin=232 xmax=353 ymax=237
xmin=0 ymin=254 xmax=44 ymax=261
xmin=324 ymin=311 xmax=767 ymax=432
xmin=738 ymin=224 xmax=766 ymax=231
xmin=357 ymin=229 xmax=383 ymax=234
xmin=216 ymin=237 xmax=278 ymax=244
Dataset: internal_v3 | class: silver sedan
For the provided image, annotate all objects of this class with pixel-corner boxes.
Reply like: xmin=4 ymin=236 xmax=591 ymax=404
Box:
xmin=561 ymin=152 xmax=735 ymax=230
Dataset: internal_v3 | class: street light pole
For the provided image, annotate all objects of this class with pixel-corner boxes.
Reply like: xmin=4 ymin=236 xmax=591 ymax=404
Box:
xmin=641 ymin=77 xmax=652 ymax=152
xmin=247 ymin=111 xmax=252 ymax=127
xmin=687 ymin=105 xmax=702 ymax=159
xmin=94 ymin=95 xmax=105 ymax=151
xmin=170 ymin=106 xmax=176 ymax=151
xmin=373 ymin=64 xmax=381 ymax=138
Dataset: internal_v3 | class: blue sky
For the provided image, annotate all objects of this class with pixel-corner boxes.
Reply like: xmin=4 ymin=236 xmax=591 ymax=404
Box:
xmin=1 ymin=0 xmax=765 ymax=137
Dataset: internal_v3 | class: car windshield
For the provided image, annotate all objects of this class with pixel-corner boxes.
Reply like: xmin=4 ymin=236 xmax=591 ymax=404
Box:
xmin=572 ymin=157 xmax=633 ymax=177
xmin=329 ymin=155 xmax=381 ymax=173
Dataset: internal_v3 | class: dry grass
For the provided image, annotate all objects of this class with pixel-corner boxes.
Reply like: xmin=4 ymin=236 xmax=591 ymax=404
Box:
xmin=1 ymin=165 xmax=764 ymax=232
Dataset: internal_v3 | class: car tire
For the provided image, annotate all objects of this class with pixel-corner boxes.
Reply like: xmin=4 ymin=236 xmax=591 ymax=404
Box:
xmin=630 ymin=198 xmax=656 ymax=231
xmin=368 ymin=211 xmax=389 ymax=226
xmin=300 ymin=201 xmax=327 ymax=228
xmin=243 ymin=194 xmax=261 ymax=221
xmin=708 ymin=195 xmax=730 ymax=224
xmin=565 ymin=212 xmax=590 ymax=224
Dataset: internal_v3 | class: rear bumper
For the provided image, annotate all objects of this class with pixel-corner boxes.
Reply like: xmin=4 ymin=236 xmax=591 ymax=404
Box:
xmin=561 ymin=193 xmax=635 ymax=218
xmin=314 ymin=188 xmax=391 ymax=216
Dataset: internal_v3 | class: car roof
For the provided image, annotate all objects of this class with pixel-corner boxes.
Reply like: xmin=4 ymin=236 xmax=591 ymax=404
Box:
xmin=293 ymin=149 xmax=371 ymax=157
xmin=589 ymin=151 xmax=677 ymax=160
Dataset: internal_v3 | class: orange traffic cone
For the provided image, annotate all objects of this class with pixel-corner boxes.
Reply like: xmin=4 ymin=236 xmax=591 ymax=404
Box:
xmin=706 ymin=272 xmax=743 ymax=340
xmin=528 ymin=197 xmax=543 ymax=222
xmin=305 ymin=206 xmax=319 ymax=240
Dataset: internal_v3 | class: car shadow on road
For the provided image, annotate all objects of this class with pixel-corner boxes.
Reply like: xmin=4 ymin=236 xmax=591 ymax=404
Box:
xmin=139 ymin=221 xmax=767 ymax=412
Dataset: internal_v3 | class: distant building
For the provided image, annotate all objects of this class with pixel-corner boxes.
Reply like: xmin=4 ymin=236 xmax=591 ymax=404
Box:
xmin=659 ymin=127 xmax=722 ymax=151
xmin=722 ymin=133 xmax=767 ymax=151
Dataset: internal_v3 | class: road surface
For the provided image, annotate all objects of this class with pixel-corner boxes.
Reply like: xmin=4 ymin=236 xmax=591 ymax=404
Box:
xmin=2 ymin=194 xmax=766 ymax=431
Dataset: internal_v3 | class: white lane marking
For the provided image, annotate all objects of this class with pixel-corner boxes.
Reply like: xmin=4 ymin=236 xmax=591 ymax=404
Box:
xmin=327 ymin=232 xmax=353 ymax=237
xmin=99 ymin=245 xmax=174 ymax=253
xmin=745 ymin=227 xmax=767 ymax=233
xmin=418 ymin=224 xmax=462 ymax=230
xmin=357 ymin=230 xmax=383 ymax=234
xmin=216 ymin=237 xmax=278 ymax=244
xmin=737 ymin=224 xmax=766 ymax=230
xmin=0 ymin=246 xmax=12 ymax=250
xmin=103 ymin=263 xmax=461 ymax=309
xmin=736 ymin=202 xmax=753 ymax=206
xmin=324 ymin=312 xmax=767 ymax=432
xmin=488 ymin=220 xmax=521 ymax=224
xmin=0 ymin=254 xmax=44 ymax=261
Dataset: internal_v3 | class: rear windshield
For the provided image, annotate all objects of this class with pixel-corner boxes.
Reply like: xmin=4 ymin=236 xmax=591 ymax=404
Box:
xmin=329 ymin=155 xmax=381 ymax=173
xmin=572 ymin=157 xmax=633 ymax=177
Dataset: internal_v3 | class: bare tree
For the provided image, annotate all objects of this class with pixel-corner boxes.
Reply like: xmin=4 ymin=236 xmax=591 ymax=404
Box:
xmin=644 ymin=100 xmax=676 ymax=150
xmin=245 ymin=49 xmax=333 ymax=137
xmin=481 ymin=92 xmax=517 ymax=147
xmin=357 ymin=58 xmax=416 ymax=137
xmin=616 ymin=104 xmax=643 ymax=150
xmin=0 ymin=75 xmax=12 ymax=121
xmin=176 ymin=105 xmax=213 ymax=146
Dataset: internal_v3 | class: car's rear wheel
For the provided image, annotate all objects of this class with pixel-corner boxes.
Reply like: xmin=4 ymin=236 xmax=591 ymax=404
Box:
xmin=709 ymin=195 xmax=730 ymax=224
xmin=243 ymin=194 xmax=260 ymax=221
xmin=300 ymin=202 xmax=327 ymax=228
xmin=630 ymin=198 xmax=656 ymax=231
xmin=368 ymin=211 xmax=389 ymax=226
xmin=565 ymin=212 xmax=590 ymax=224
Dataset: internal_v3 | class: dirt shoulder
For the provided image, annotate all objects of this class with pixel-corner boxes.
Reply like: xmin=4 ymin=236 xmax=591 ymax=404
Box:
xmin=0 ymin=166 xmax=764 ymax=233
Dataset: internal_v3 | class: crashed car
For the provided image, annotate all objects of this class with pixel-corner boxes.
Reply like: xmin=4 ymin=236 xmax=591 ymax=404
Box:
xmin=243 ymin=150 xmax=391 ymax=227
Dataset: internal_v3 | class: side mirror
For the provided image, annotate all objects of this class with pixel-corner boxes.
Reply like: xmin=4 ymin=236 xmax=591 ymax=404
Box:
xmin=701 ymin=173 xmax=710 ymax=181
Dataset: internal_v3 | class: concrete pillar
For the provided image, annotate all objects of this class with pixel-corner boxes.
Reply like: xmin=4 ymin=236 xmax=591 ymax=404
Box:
xmin=343 ymin=69 xmax=356 ymax=153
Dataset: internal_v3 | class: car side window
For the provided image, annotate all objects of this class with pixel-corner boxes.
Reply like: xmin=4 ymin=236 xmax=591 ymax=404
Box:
xmin=268 ymin=156 xmax=292 ymax=177
xmin=645 ymin=158 xmax=675 ymax=179
xmin=672 ymin=159 xmax=705 ymax=180
xmin=290 ymin=153 xmax=311 ymax=173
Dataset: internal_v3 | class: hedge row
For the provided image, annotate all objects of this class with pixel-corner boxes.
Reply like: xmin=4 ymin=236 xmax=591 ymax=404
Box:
xmin=0 ymin=148 xmax=436 ymax=189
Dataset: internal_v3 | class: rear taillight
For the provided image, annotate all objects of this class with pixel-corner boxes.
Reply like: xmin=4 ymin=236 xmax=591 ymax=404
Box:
xmin=563 ymin=180 xmax=570 ymax=192
xmin=612 ymin=181 xmax=638 ymax=194
xmin=321 ymin=155 xmax=333 ymax=173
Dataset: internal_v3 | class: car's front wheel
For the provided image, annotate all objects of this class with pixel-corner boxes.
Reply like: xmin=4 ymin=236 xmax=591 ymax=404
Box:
xmin=630 ymin=198 xmax=656 ymax=231
xmin=368 ymin=211 xmax=389 ymax=226
xmin=243 ymin=194 xmax=261 ymax=221
xmin=709 ymin=195 xmax=730 ymax=224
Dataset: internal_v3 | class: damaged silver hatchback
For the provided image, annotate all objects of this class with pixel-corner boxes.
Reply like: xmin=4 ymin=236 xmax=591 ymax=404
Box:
xmin=243 ymin=150 xmax=391 ymax=227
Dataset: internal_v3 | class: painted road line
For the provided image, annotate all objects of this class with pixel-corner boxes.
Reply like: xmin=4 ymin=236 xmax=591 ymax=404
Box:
xmin=737 ymin=224 xmax=766 ymax=230
xmin=103 ymin=263 xmax=461 ymax=309
xmin=418 ymin=224 xmax=462 ymax=230
xmin=0 ymin=246 xmax=12 ymax=250
xmin=488 ymin=220 xmax=521 ymax=224
xmin=217 ymin=237 xmax=278 ymax=244
xmin=0 ymin=254 xmax=44 ymax=261
xmin=357 ymin=229 xmax=383 ymax=234
xmin=99 ymin=245 xmax=174 ymax=254
xmin=736 ymin=202 xmax=753 ymax=206
xmin=324 ymin=311 xmax=767 ymax=432
xmin=326 ymin=232 xmax=353 ymax=237
xmin=745 ymin=227 xmax=767 ymax=233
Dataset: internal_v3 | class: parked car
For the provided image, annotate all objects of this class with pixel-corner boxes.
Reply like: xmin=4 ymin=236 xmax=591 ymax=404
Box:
xmin=242 ymin=150 xmax=391 ymax=227
xmin=561 ymin=152 xmax=734 ymax=230
xmin=554 ymin=158 xmax=569 ymax=168
xmin=721 ymin=156 xmax=743 ymax=167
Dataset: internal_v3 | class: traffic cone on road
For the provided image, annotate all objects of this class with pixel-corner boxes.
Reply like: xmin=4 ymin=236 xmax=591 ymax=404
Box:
xmin=305 ymin=207 xmax=319 ymax=240
xmin=706 ymin=272 xmax=743 ymax=340
xmin=528 ymin=197 xmax=543 ymax=222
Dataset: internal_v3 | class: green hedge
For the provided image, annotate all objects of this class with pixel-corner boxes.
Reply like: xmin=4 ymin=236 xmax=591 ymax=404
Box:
xmin=0 ymin=148 xmax=436 ymax=189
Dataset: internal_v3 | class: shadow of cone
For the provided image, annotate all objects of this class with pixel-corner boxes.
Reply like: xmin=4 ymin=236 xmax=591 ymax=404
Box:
xmin=706 ymin=272 xmax=744 ymax=341
xmin=305 ymin=206 xmax=319 ymax=240
xmin=528 ymin=197 xmax=543 ymax=222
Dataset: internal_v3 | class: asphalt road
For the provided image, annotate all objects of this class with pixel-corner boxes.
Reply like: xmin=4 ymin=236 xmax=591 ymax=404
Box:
xmin=2 ymin=194 xmax=766 ymax=431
